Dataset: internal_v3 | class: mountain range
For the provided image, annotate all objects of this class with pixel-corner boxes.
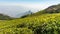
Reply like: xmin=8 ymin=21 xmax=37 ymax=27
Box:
xmin=0 ymin=6 xmax=38 ymax=18
xmin=0 ymin=4 xmax=60 ymax=20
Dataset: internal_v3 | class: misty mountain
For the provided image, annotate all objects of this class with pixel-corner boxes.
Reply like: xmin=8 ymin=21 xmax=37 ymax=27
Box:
xmin=0 ymin=6 xmax=38 ymax=18
xmin=16 ymin=10 xmax=33 ymax=18
xmin=0 ymin=6 xmax=29 ymax=17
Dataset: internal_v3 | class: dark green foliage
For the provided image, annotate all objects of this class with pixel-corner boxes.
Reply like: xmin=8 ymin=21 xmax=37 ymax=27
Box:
xmin=21 ymin=15 xmax=28 ymax=18
xmin=0 ymin=14 xmax=13 ymax=20
xmin=20 ymin=10 xmax=33 ymax=18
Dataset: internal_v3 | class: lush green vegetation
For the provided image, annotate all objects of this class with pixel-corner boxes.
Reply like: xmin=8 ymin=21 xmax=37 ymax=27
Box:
xmin=0 ymin=13 xmax=60 ymax=34
xmin=0 ymin=4 xmax=60 ymax=34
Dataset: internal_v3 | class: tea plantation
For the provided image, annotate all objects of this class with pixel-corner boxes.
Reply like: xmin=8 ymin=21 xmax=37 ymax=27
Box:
xmin=0 ymin=13 xmax=60 ymax=34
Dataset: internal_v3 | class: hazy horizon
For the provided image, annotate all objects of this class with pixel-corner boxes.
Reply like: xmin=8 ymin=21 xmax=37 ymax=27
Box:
xmin=0 ymin=0 xmax=60 ymax=17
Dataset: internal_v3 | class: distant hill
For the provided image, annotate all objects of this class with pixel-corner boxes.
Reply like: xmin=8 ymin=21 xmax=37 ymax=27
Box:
xmin=0 ymin=14 xmax=13 ymax=20
xmin=45 ymin=4 xmax=60 ymax=13
xmin=16 ymin=10 xmax=33 ymax=18
xmin=1 ymin=4 xmax=60 ymax=19
xmin=30 ymin=4 xmax=60 ymax=16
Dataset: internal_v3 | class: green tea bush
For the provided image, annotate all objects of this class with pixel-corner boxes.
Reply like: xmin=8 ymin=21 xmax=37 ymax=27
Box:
xmin=1 ymin=28 xmax=33 ymax=34
xmin=0 ymin=13 xmax=60 ymax=34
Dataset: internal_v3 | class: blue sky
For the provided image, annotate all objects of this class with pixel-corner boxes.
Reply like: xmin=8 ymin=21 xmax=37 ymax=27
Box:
xmin=0 ymin=0 xmax=60 ymax=4
xmin=0 ymin=0 xmax=60 ymax=3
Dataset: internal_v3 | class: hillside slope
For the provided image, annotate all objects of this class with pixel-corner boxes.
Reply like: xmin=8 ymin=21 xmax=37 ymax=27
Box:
xmin=30 ymin=4 xmax=60 ymax=16
xmin=0 ymin=4 xmax=60 ymax=34
xmin=45 ymin=4 xmax=60 ymax=13
xmin=0 ymin=13 xmax=60 ymax=34
xmin=0 ymin=14 xmax=13 ymax=20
